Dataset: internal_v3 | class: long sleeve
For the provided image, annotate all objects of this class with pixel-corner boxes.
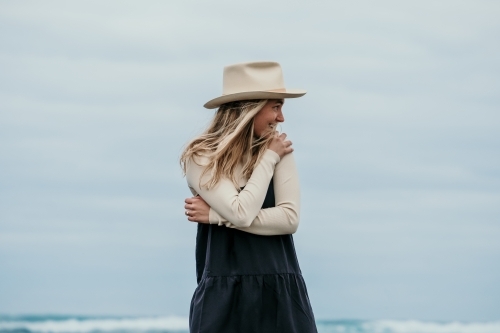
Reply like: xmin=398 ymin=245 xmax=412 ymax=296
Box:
xmin=186 ymin=149 xmax=281 ymax=228
xmin=208 ymin=152 xmax=300 ymax=236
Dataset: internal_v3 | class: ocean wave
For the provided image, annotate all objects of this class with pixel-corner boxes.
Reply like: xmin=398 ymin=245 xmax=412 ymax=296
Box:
xmin=1 ymin=316 xmax=499 ymax=333
xmin=316 ymin=319 xmax=500 ymax=333
xmin=372 ymin=320 xmax=500 ymax=333
xmin=0 ymin=316 xmax=188 ymax=333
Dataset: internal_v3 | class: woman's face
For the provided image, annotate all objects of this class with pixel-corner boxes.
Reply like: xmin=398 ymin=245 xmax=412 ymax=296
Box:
xmin=253 ymin=99 xmax=285 ymax=137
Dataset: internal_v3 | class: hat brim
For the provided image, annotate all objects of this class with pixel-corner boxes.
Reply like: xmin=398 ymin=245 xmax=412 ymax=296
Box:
xmin=203 ymin=89 xmax=307 ymax=109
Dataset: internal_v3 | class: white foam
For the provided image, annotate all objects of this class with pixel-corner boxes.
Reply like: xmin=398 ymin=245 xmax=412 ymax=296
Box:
xmin=370 ymin=320 xmax=500 ymax=333
xmin=0 ymin=316 xmax=189 ymax=332
xmin=2 ymin=318 xmax=500 ymax=333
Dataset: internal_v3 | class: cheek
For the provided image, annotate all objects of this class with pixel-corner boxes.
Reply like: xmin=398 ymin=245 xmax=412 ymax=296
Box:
xmin=254 ymin=120 xmax=265 ymax=134
xmin=253 ymin=117 xmax=267 ymax=136
xmin=254 ymin=115 xmax=267 ymax=129
xmin=261 ymin=113 xmax=274 ymax=124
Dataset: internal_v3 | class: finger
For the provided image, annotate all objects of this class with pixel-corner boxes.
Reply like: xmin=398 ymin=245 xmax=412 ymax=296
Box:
xmin=284 ymin=140 xmax=292 ymax=147
xmin=188 ymin=197 xmax=202 ymax=204
xmin=187 ymin=216 xmax=196 ymax=222
xmin=190 ymin=195 xmax=206 ymax=203
xmin=279 ymin=132 xmax=287 ymax=140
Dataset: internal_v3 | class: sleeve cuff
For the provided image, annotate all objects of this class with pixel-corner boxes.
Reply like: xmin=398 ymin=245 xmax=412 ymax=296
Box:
xmin=209 ymin=208 xmax=224 ymax=225
xmin=264 ymin=149 xmax=281 ymax=163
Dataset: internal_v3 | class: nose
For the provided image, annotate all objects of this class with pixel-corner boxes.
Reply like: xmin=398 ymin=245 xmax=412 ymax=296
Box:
xmin=276 ymin=110 xmax=285 ymax=123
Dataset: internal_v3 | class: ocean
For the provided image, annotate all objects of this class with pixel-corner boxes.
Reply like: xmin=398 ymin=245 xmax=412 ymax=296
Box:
xmin=0 ymin=315 xmax=498 ymax=333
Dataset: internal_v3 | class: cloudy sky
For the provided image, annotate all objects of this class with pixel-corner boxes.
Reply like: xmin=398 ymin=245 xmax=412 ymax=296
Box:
xmin=0 ymin=0 xmax=499 ymax=322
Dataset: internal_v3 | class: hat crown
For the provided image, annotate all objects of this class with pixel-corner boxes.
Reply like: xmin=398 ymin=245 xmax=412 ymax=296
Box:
xmin=222 ymin=62 xmax=286 ymax=96
xmin=203 ymin=61 xmax=305 ymax=109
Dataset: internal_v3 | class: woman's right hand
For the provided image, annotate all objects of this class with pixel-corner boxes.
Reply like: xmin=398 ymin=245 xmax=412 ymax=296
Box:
xmin=268 ymin=132 xmax=293 ymax=159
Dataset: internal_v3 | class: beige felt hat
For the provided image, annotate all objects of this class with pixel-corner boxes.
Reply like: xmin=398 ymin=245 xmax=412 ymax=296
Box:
xmin=204 ymin=61 xmax=307 ymax=109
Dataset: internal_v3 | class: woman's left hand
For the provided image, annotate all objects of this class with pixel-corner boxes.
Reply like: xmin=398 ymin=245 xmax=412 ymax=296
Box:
xmin=184 ymin=195 xmax=210 ymax=224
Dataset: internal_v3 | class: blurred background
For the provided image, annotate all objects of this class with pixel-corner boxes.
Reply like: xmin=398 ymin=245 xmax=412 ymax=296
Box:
xmin=1 ymin=0 xmax=499 ymax=332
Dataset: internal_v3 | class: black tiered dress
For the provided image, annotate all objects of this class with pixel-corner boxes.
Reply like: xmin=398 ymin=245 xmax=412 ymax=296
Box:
xmin=189 ymin=179 xmax=318 ymax=333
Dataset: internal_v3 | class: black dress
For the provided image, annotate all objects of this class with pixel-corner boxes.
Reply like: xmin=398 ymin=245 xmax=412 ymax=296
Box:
xmin=189 ymin=179 xmax=318 ymax=333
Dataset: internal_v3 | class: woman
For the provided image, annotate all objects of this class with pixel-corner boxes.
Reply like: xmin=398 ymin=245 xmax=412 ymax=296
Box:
xmin=180 ymin=61 xmax=317 ymax=333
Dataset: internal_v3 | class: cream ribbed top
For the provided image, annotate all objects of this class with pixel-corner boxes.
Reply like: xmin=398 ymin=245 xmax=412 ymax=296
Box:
xmin=185 ymin=150 xmax=300 ymax=236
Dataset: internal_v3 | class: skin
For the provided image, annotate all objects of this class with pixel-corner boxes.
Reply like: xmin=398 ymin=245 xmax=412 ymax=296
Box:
xmin=184 ymin=99 xmax=293 ymax=224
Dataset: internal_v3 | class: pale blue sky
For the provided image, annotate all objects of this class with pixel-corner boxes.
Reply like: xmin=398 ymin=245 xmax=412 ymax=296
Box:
xmin=0 ymin=0 xmax=499 ymax=321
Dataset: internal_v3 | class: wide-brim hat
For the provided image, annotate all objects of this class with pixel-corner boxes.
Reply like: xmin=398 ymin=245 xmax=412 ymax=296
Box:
xmin=204 ymin=61 xmax=307 ymax=109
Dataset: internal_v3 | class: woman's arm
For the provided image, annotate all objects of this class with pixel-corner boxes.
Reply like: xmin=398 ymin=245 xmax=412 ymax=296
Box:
xmin=186 ymin=149 xmax=281 ymax=227
xmin=207 ymin=152 xmax=300 ymax=236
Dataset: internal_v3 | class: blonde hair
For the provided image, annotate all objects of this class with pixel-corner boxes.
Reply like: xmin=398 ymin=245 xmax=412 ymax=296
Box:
xmin=180 ymin=99 xmax=275 ymax=189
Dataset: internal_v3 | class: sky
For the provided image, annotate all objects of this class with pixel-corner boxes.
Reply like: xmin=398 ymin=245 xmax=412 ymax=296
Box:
xmin=0 ymin=0 xmax=499 ymax=322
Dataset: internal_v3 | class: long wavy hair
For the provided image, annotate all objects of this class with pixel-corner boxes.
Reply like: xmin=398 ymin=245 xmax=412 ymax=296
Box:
xmin=180 ymin=99 xmax=276 ymax=189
